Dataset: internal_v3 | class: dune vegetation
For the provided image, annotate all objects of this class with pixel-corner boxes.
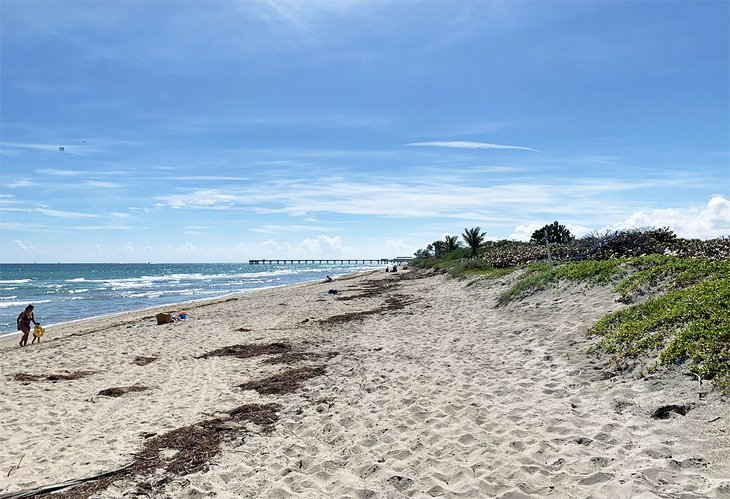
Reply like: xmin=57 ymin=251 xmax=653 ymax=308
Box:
xmin=411 ymin=226 xmax=730 ymax=393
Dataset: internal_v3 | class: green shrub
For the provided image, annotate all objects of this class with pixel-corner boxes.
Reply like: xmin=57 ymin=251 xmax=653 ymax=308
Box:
xmin=530 ymin=221 xmax=575 ymax=244
xmin=497 ymin=259 xmax=624 ymax=305
xmin=591 ymin=277 xmax=730 ymax=382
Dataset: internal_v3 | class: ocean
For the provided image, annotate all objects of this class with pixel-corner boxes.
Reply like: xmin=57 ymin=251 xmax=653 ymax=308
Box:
xmin=0 ymin=262 xmax=381 ymax=337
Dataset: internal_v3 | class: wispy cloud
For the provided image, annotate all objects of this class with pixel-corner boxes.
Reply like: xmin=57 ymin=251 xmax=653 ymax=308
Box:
xmin=1 ymin=142 xmax=65 ymax=153
xmin=14 ymin=240 xmax=39 ymax=253
xmin=36 ymin=207 xmax=100 ymax=219
xmin=155 ymin=190 xmax=244 ymax=209
xmin=35 ymin=168 xmax=127 ymax=178
xmin=6 ymin=179 xmax=38 ymax=188
xmin=84 ymin=180 xmax=121 ymax=188
xmin=35 ymin=169 xmax=86 ymax=177
xmin=172 ymin=176 xmax=251 ymax=182
xmin=154 ymin=175 xmax=656 ymax=222
xmin=406 ymin=141 xmax=541 ymax=152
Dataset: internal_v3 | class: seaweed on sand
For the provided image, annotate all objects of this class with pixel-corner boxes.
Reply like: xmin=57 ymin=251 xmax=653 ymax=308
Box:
xmin=264 ymin=350 xmax=339 ymax=365
xmin=13 ymin=370 xmax=94 ymax=382
xmin=50 ymin=403 xmax=281 ymax=499
xmin=239 ymin=366 xmax=326 ymax=395
xmin=132 ymin=356 xmax=158 ymax=366
xmin=318 ymin=295 xmax=414 ymax=326
xmin=98 ymin=385 xmax=149 ymax=397
xmin=196 ymin=341 xmax=291 ymax=359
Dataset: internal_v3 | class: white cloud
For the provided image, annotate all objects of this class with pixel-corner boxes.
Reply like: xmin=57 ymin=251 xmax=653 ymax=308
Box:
xmin=406 ymin=141 xmax=541 ymax=152
xmin=610 ymin=195 xmax=730 ymax=239
xmin=85 ymin=180 xmax=120 ymax=188
xmin=122 ymin=242 xmax=134 ymax=253
xmin=384 ymin=239 xmax=413 ymax=256
xmin=36 ymin=207 xmax=100 ymax=219
xmin=14 ymin=240 xmax=36 ymax=253
xmin=1 ymin=142 xmax=64 ymax=153
xmin=153 ymin=176 xmax=668 ymax=224
xmin=6 ymin=180 xmax=38 ymax=188
xmin=236 ymin=239 xmax=288 ymax=257
xmin=507 ymin=196 xmax=730 ymax=242
xmin=232 ymin=235 xmax=354 ymax=259
xmin=35 ymin=168 xmax=86 ymax=177
xmin=157 ymin=189 xmax=243 ymax=209
xmin=508 ymin=223 xmax=543 ymax=241
xmin=300 ymin=234 xmax=348 ymax=256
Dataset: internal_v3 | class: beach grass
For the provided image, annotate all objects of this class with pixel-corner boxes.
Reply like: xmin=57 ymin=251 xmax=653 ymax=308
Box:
xmin=415 ymin=248 xmax=730 ymax=392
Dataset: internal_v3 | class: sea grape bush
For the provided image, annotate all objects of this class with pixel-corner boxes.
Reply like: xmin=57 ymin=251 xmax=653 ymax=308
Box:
xmin=530 ymin=221 xmax=575 ymax=244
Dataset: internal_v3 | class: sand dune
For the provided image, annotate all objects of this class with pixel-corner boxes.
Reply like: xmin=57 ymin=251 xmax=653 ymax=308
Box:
xmin=1 ymin=269 xmax=728 ymax=498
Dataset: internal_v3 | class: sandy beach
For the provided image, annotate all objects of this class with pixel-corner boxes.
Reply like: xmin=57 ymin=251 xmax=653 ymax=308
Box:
xmin=1 ymin=268 xmax=728 ymax=498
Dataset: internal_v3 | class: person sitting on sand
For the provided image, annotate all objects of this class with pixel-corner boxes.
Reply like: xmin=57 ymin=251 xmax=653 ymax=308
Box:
xmin=17 ymin=304 xmax=40 ymax=347
xmin=324 ymin=275 xmax=333 ymax=283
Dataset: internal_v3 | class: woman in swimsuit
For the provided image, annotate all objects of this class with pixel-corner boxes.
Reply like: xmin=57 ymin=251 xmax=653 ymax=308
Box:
xmin=17 ymin=304 xmax=39 ymax=347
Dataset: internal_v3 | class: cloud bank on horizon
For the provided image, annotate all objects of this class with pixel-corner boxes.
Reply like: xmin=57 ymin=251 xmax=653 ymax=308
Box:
xmin=0 ymin=0 xmax=728 ymax=263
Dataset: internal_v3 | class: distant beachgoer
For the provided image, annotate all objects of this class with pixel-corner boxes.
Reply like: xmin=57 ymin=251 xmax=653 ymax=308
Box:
xmin=17 ymin=304 xmax=40 ymax=347
xmin=392 ymin=265 xmax=398 ymax=272
xmin=324 ymin=275 xmax=333 ymax=283
xmin=385 ymin=266 xmax=390 ymax=273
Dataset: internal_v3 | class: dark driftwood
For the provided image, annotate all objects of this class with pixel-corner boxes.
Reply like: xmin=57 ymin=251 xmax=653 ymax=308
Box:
xmin=0 ymin=463 xmax=133 ymax=499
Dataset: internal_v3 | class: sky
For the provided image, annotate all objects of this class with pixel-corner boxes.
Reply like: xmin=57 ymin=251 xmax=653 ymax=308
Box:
xmin=1 ymin=0 xmax=728 ymax=263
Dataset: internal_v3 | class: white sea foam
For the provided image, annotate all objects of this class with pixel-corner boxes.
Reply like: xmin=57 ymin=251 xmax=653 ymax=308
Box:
xmin=0 ymin=299 xmax=52 ymax=309
xmin=0 ymin=279 xmax=30 ymax=284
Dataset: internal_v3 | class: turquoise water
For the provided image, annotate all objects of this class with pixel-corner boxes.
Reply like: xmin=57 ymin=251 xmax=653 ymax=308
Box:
xmin=0 ymin=263 xmax=379 ymax=335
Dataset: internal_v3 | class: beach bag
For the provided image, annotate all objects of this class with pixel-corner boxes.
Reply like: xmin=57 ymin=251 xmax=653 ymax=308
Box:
xmin=33 ymin=324 xmax=45 ymax=338
xmin=156 ymin=313 xmax=174 ymax=325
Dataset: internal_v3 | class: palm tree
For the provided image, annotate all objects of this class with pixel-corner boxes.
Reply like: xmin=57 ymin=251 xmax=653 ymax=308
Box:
xmin=444 ymin=235 xmax=461 ymax=252
xmin=432 ymin=240 xmax=447 ymax=258
xmin=462 ymin=227 xmax=486 ymax=258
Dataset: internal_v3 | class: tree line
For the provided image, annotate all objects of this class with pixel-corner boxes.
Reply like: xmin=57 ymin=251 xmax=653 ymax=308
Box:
xmin=414 ymin=221 xmax=574 ymax=259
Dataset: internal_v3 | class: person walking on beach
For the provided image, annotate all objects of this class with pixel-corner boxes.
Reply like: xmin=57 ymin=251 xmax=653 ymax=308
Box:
xmin=17 ymin=304 xmax=40 ymax=347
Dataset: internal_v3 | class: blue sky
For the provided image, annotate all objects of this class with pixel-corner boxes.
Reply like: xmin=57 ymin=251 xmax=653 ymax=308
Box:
xmin=1 ymin=0 xmax=728 ymax=263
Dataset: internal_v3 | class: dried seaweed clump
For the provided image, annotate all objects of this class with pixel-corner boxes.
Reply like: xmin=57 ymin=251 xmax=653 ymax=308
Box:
xmin=98 ymin=385 xmax=149 ymax=397
xmin=264 ymin=350 xmax=339 ymax=365
xmin=319 ymin=295 xmax=413 ymax=326
xmin=14 ymin=370 xmax=94 ymax=382
xmin=239 ymin=366 xmax=326 ymax=395
xmin=335 ymin=280 xmax=393 ymax=301
xmin=54 ymin=403 xmax=281 ymax=499
xmin=196 ymin=342 xmax=291 ymax=359
xmin=134 ymin=402 xmax=281 ymax=477
xmin=133 ymin=356 xmax=158 ymax=366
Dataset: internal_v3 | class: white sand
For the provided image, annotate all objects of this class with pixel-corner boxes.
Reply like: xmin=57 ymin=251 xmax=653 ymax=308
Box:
xmin=1 ymin=269 xmax=728 ymax=498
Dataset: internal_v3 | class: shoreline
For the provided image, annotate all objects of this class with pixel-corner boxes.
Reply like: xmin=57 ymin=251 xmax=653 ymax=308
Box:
xmin=1 ymin=268 xmax=727 ymax=497
xmin=0 ymin=271 xmax=375 ymax=347
xmin=0 ymin=263 xmax=383 ymax=339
